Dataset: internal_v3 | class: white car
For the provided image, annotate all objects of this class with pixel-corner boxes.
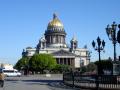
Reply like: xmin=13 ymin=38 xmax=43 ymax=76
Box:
xmin=14 ymin=69 xmax=21 ymax=76
xmin=3 ymin=69 xmax=21 ymax=77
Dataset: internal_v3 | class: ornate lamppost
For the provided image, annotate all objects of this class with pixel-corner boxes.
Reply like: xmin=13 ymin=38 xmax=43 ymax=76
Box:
xmin=106 ymin=22 xmax=120 ymax=61
xmin=92 ymin=37 xmax=105 ymax=75
xmin=106 ymin=22 xmax=120 ymax=75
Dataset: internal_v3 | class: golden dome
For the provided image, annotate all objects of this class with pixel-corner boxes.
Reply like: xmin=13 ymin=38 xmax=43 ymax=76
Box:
xmin=47 ymin=13 xmax=64 ymax=29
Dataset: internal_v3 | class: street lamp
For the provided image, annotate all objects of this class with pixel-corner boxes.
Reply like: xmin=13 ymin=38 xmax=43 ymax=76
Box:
xmin=117 ymin=26 xmax=120 ymax=44
xmin=106 ymin=22 xmax=120 ymax=75
xmin=92 ymin=37 xmax=105 ymax=75
xmin=106 ymin=22 xmax=120 ymax=61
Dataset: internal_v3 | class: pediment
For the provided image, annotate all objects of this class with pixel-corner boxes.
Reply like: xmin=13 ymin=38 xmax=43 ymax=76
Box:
xmin=52 ymin=49 xmax=76 ymax=56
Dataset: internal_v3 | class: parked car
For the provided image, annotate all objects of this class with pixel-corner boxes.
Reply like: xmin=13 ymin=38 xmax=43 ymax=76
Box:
xmin=0 ymin=69 xmax=4 ymax=87
xmin=3 ymin=69 xmax=21 ymax=77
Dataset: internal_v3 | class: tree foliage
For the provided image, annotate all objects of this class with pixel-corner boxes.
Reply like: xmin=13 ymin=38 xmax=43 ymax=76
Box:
xmin=14 ymin=57 xmax=29 ymax=70
xmin=95 ymin=59 xmax=113 ymax=70
xmin=79 ymin=62 xmax=97 ymax=74
xmin=86 ymin=62 xmax=97 ymax=72
xmin=94 ymin=59 xmax=113 ymax=74
xmin=29 ymin=54 xmax=56 ymax=72
xmin=53 ymin=64 xmax=70 ymax=73
xmin=80 ymin=66 xmax=87 ymax=74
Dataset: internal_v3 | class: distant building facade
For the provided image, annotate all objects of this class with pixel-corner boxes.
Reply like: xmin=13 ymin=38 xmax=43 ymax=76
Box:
xmin=22 ymin=14 xmax=90 ymax=68
xmin=0 ymin=63 xmax=13 ymax=70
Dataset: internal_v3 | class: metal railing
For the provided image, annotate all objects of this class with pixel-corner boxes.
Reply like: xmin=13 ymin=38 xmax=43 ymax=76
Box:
xmin=63 ymin=72 xmax=120 ymax=90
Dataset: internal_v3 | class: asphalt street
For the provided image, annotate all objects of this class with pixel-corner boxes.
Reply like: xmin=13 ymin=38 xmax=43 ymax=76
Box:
xmin=0 ymin=74 xmax=78 ymax=90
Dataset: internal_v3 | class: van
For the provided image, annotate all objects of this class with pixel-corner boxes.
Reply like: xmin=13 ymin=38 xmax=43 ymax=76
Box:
xmin=0 ymin=69 xmax=4 ymax=87
xmin=3 ymin=69 xmax=21 ymax=77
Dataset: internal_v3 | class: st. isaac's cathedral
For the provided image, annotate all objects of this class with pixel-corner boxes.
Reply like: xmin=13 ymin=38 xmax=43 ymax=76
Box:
xmin=22 ymin=13 xmax=90 ymax=69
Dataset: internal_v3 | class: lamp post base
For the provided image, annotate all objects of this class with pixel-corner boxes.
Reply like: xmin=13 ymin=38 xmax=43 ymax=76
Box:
xmin=113 ymin=61 xmax=120 ymax=75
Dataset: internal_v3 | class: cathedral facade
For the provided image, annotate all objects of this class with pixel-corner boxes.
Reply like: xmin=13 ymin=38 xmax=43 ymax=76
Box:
xmin=22 ymin=14 xmax=90 ymax=68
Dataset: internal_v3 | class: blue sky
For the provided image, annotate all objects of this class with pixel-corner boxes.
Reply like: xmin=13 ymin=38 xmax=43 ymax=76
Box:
xmin=0 ymin=0 xmax=120 ymax=65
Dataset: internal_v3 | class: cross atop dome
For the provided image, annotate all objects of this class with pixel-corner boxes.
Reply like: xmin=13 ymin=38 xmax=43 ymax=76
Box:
xmin=53 ymin=13 xmax=58 ymax=19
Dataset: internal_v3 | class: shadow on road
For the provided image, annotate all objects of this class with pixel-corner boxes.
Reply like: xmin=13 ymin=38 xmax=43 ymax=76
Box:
xmin=22 ymin=79 xmax=78 ymax=90
xmin=22 ymin=79 xmax=62 ymax=83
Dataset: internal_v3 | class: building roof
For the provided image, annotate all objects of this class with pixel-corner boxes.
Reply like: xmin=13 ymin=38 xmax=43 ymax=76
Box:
xmin=26 ymin=47 xmax=32 ymax=49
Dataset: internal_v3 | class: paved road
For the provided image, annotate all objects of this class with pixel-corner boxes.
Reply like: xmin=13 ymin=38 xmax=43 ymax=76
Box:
xmin=0 ymin=74 xmax=78 ymax=90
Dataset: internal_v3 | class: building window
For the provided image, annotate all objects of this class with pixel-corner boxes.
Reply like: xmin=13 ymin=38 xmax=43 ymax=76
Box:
xmin=68 ymin=59 xmax=70 ymax=65
xmin=60 ymin=58 xmax=63 ymax=64
xmin=56 ymin=58 xmax=59 ymax=64
xmin=80 ymin=59 xmax=84 ymax=67
xmin=53 ymin=36 xmax=56 ymax=43
xmin=64 ymin=58 xmax=66 ymax=64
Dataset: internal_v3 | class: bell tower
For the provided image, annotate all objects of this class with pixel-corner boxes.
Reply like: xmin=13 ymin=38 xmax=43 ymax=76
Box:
xmin=36 ymin=35 xmax=46 ymax=53
xmin=70 ymin=35 xmax=78 ymax=51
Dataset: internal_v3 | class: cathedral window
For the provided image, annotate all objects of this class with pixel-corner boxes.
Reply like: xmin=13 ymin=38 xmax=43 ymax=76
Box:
xmin=80 ymin=59 xmax=84 ymax=67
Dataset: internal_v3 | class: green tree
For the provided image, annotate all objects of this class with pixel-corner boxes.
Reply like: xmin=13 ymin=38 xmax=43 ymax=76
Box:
xmin=60 ymin=64 xmax=70 ymax=72
xmin=95 ymin=59 xmax=113 ymax=70
xmin=29 ymin=54 xmax=56 ymax=73
xmin=94 ymin=59 xmax=113 ymax=74
xmin=53 ymin=64 xmax=70 ymax=73
xmin=80 ymin=66 xmax=87 ymax=74
xmin=86 ymin=62 xmax=97 ymax=72
xmin=14 ymin=57 xmax=29 ymax=70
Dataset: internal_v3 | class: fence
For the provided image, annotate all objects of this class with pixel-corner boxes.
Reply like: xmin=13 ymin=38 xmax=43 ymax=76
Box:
xmin=63 ymin=72 xmax=120 ymax=90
